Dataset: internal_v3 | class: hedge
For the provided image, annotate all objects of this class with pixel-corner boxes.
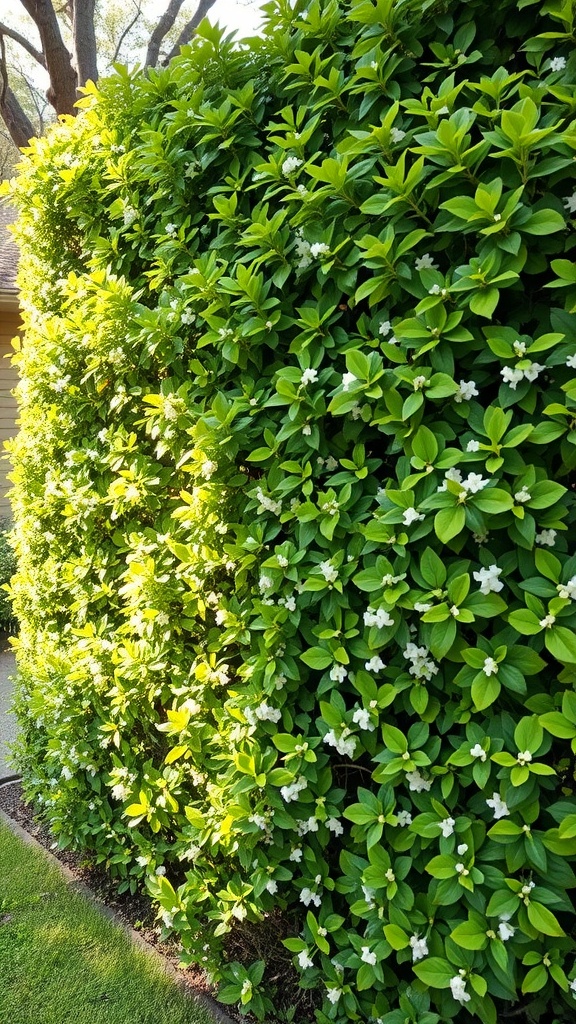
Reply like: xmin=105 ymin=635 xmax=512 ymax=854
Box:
xmin=5 ymin=0 xmax=576 ymax=1020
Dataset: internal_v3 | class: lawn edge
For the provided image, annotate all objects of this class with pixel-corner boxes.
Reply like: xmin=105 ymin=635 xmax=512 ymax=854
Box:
xmin=0 ymin=804 xmax=237 ymax=1024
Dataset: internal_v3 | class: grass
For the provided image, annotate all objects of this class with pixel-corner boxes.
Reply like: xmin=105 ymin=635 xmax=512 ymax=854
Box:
xmin=0 ymin=819 xmax=217 ymax=1024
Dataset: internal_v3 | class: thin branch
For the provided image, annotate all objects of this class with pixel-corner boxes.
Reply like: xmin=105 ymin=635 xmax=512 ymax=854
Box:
xmin=0 ymin=34 xmax=7 ymax=112
xmin=145 ymin=0 xmax=186 ymax=68
xmin=161 ymin=0 xmax=216 ymax=64
xmin=112 ymin=3 xmax=143 ymax=64
xmin=0 ymin=35 xmax=35 ymax=149
xmin=0 ymin=21 xmax=47 ymax=69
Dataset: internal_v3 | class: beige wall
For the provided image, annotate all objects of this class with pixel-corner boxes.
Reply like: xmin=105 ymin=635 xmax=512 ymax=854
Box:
xmin=0 ymin=306 xmax=20 ymax=522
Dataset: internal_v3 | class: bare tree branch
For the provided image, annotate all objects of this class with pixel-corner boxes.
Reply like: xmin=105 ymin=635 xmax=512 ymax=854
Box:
xmin=145 ymin=0 xmax=186 ymax=68
xmin=73 ymin=0 xmax=99 ymax=86
xmin=112 ymin=2 xmax=143 ymax=64
xmin=0 ymin=34 xmax=35 ymax=149
xmin=161 ymin=0 xmax=216 ymax=65
xmin=18 ymin=0 xmax=78 ymax=114
xmin=0 ymin=22 xmax=47 ymax=69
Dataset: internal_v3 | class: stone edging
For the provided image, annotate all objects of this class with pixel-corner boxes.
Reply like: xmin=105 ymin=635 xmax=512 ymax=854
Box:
xmin=0 ymin=804 xmax=237 ymax=1024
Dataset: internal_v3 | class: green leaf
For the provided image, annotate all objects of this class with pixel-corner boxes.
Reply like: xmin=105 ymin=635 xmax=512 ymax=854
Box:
xmin=508 ymin=609 xmax=542 ymax=635
xmin=546 ymin=627 xmax=576 ymax=664
xmin=301 ymin=647 xmax=332 ymax=670
xmin=413 ymin=956 xmax=454 ymax=988
xmin=450 ymin=920 xmax=488 ymax=950
xmin=526 ymin=900 xmax=565 ymax=937
xmin=434 ymin=505 xmax=465 ymax=543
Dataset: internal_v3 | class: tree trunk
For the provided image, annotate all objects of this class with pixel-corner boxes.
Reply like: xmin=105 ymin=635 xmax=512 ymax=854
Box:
xmin=145 ymin=0 xmax=186 ymax=68
xmin=161 ymin=0 xmax=217 ymax=64
xmin=18 ymin=0 xmax=78 ymax=115
xmin=0 ymin=86 xmax=35 ymax=150
xmin=72 ymin=0 xmax=98 ymax=87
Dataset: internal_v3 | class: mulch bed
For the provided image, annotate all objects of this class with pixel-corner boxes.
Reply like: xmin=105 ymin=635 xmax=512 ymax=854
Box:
xmin=0 ymin=779 xmax=232 ymax=1017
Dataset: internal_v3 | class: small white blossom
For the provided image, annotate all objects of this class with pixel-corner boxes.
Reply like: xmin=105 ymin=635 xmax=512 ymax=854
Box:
xmin=550 ymin=56 xmax=567 ymax=71
xmin=535 ymin=529 xmax=556 ymax=547
xmin=567 ymin=354 xmax=576 ymax=367
xmin=454 ymin=380 xmax=479 ymax=403
xmin=413 ymin=375 xmax=427 ymax=391
xmin=391 ymin=127 xmax=406 ymax=142
xmin=450 ymin=974 xmax=471 ymax=1004
xmin=470 ymin=742 xmax=487 ymax=761
xmin=564 ymin=195 xmax=576 ymax=216
xmin=415 ymin=253 xmax=438 ymax=271
xmin=466 ymin=439 xmax=480 ymax=452
xmin=570 ymin=977 xmax=576 ymax=998
xmin=379 ymin=320 xmax=392 ymax=337
xmin=310 ymin=242 xmax=330 ymax=259
xmin=557 ymin=576 xmax=576 ymax=600
xmin=457 ymin=843 xmax=468 ymax=856
xmin=473 ymin=564 xmax=503 ymax=595
xmin=396 ymin=809 xmax=413 ymax=826
xmin=455 ymin=863 xmax=468 ymax=876
xmin=498 ymin=919 xmax=515 ymax=941
xmin=326 ymin=816 xmax=344 ymax=836
xmin=326 ymin=987 xmax=342 ymax=1004
xmin=486 ymin=792 xmax=509 ymax=819
xmin=300 ymin=367 xmax=318 ymax=386
xmin=514 ymin=340 xmax=527 ymax=356
xmin=361 ymin=946 xmax=377 ymax=966
xmin=266 ymin=879 xmax=278 ymax=894
xmin=403 ymin=506 xmax=425 ymax=526
xmin=165 ymin=222 xmax=178 ymax=236
xmin=297 ymin=949 xmax=315 ymax=969
xmin=324 ymin=729 xmax=356 ymax=758
xmin=365 ymin=655 xmax=386 ymax=672
xmin=352 ymin=707 xmax=374 ymax=731
xmin=254 ymin=701 xmax=282 ymax=723
xmin=514 ymin=487 xmax=532 ymax=503
xmin=364 ymin=606 xmax=394 ymax=628
xmin=414 ymin=601 xmax=432 ymax=613
xmin=439 ymin=816 xmax=455 ymax=838
xmin=410 ymin=935 xmax=429 ymax=961
xmin=300 ymin=887 xmax=322 ymax=907
xmin=341 ymin=371 xmax=357 ymax=392
xmin=539 ymin=613 xmax=556 ymax=628
xmin=318 ymin=560 xmax=339 ymax=583
xmin=406 ymin=769 xmax=432 ymax=793
xmin=483 ymin=656 xmax=499 ymax=677
xmin=501 ymin=366 xmax=524 ymax=389
xmin=517 ymin=749 xmax=533 ymax=766
xmin=289 ymin=847 xmax=303 ymax=861
xmin=461 ymin=472 xmax=490 ymax=494
xmin=330 ymin=664 xmax=348 ymax=682
xmin=282 ymin=156 xmax=303 ymax=175
xmin=437 ymin=467 xmax=463 ymax=492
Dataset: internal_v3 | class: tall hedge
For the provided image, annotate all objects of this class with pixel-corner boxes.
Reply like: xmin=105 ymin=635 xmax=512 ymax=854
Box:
xmin=5 ymin=0 xmax=576 ymax=1020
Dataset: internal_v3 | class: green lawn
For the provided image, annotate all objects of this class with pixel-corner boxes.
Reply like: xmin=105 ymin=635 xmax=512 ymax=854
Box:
xmin=0 ymin=819 xmax=216 ymax=1024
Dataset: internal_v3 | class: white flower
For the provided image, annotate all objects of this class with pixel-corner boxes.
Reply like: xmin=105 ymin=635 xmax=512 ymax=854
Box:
xmin=466 ymin=439 xmax=480 ymax=452
xmin=310 ymin=242 xmax=330 ymax=259
xmin=364 ymin=606 xmax=394 ymax=628
xmin=318 ymin=560 xmax=338 ymax=583
xmin=535 ymin=529 xmax=556 ymax=547
xmin=342 ymin=371 xmax=357 ymax=391
xmin=493 ymin=213 xmax=502 ymax=221
xmin=567 ymin=354 xmax=576 ymax=367
xmin=165 ymin=222 xmax=178 ymax=236
xmin=300 ymin=367 xmax=318 ymax=386
xmin=156 ymin=865 xmax=166 ymax=876
xmin=266 ymin=879 xmax=278 ymax=894
xmin=361 ymin=946 xmax=377 ymax=966
xmin=455 ymin=863 xmax=468 ymax=876
xmin=300 ymin=887 xmax=321 ymax=907
xmin=254 ymin=701 xmax=282 ymax=723
xmin=461 ymin=472 xmax=490 ymax=494
xmin=450 ymin=974 xmax=471 ymax=1004
xmin=501 ymin=366 xmax=524 ymax=389
xmin=255 ymin=486 xmax=282 ymax=516
xmin=498 ymin=919 xmax=515 ymax=941
xmin=391 ymin=127 xmax=406 ymax=142
xmin=514 ymin=340 xmax=527 ymax=356
xmin=365 ymin=655 xmax=386 ymax=672
xmin=564 ymin=195 xmax=576 ymax=215
xmin=483 ymin=656 xmax=499 ymax=677
xmin=570 ymin=977 xmax=576 ymax=998
xmin=470 ymin=742 xmax=487 ymax=761
xmin=557 ymin=576 xmax=576 ymax=600
xmin=289 ymin=847 xmax=303 ymax=861
xmin=403 ymin=506 xmax=425 ymax=526
xmin=486 ymin=792 xmax=509 ymax=819
xmin=282 ymin=156 xmax=303 ymax=175
xmin=436 ymin=105 xmax=449 ymax=115
xmin=454 ymin=380 xmax=479 ymax=403
xmin=539 ymin=613 xmax=556 ymax=628
xmin=259 ymin=575 xmax=273 ymax=592
xmin=379 ymin=320 xmax=392 ymax=336
xmin=324 ymin=729 xmax=356 ymax=758
xmin=327 ymin=816 xmax=344 ymax=835
xmin=414 ymin=601 xmax=432 ymax=613
xmin=439 ymin=816 xmax=455 ymax=838
xmin=473 ymin=564 xmax=503 ymax=595
xmin=280 ymin=776 xmax=308 ymax=802
xmin=514 ymin=487 xmax=531 ymax=503
xmin=415 ymin=253 xmax=438 ymax=271
xmin=297 ymin=949 xmax=315 ymax=969
xmin=302 ymin=424 xmax=311 ymax=436
xmin=429 ymin=283 xmax=441 ymax=295
xmin=403 ymin=642 xmax=438 ymax=681
xmin=438 ymin=467 xmax=463 ymax=492
xmin=330 ymin=664 xmax=348 ymax=682
xmin=352 ymin=707 xmax=374 ymax=731
xmin=517 ymin=749 xmax=533 ymax=766
xmin=410 ymin=935 xmax=429 ymax=961
xmin=201 ymin=459 xmax=217 ymax=479
xmin=413 ymin=374 xmax=427 ymax=391
xmin=396 ymin=809 xmax=413 ymax=826
xmin=550 ymin=56 xmax=567 ymax=71
xmin=457 ymin=843 xmax=468 ymax=855
xmin=406 ymin=769 xmax=432 ymax=793
xmin=523 ymin=361 xmax=545 ymax=382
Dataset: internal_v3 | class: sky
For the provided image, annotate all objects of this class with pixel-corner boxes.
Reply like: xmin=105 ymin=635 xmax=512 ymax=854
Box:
xmin=146 ymin=0 xmax=265 ymax=38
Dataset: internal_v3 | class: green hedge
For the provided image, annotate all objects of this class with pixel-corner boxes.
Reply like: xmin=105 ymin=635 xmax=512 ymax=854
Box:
xmin=5 ymin=0 xmax=576 ymax=1020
